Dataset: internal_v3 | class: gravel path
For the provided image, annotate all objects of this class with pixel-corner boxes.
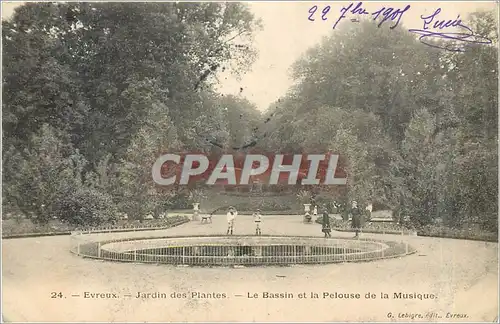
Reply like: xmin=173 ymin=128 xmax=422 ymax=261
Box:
xmin=2 ymin=215 xmax=498 ymax=322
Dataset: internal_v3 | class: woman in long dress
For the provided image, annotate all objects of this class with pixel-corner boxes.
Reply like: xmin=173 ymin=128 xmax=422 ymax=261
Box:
xmin=321 ymin=209 xmax=332 ymax=238
xmin=351 ymin=201 xmax=362 ymax=238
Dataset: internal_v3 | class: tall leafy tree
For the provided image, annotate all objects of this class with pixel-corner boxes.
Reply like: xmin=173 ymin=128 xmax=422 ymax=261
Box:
xmin=2 ymin=2 xmax=262 ymax=223
xmin=261 ymin=11 xmax=498 ymax=233
xmin=3 ymin=2 xmax=261 ymax=165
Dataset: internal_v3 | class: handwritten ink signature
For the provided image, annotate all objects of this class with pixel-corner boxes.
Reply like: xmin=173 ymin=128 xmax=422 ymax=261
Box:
xmin=307 ymin=2 xmax=411 ymax=30
xmin=408 ymin=9 xmax=492 ymax=52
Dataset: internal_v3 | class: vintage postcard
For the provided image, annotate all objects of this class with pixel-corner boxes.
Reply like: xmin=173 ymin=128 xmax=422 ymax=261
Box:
xmin=1 ymin=1 xmax=498 ymax=322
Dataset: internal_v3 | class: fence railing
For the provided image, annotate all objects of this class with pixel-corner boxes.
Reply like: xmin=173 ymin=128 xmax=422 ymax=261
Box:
xmin=70 ymin=232 xmax=416 ymax=266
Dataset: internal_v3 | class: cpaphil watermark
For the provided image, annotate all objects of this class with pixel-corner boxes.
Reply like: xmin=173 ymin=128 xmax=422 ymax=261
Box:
xmin=151 ymin=152 xmax=347 ymax=186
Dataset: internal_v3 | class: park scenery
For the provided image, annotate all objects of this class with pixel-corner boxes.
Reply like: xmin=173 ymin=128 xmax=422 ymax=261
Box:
xmin=2 ymin=1 xmax=498 ymax=323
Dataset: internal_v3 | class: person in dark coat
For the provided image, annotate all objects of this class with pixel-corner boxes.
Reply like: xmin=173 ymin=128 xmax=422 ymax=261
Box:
xmin=351 ymin=201 xmax=362 ymax=238
xmin=321 ymin=209 xmax=332 ymax=238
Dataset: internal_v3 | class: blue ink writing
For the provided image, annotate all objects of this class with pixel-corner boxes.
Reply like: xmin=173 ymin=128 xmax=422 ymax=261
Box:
xmin=333 ymin=2 xmax=369 ymax=29
xmin=322 ymin=6 xmax=331 ymax=21
xmin=352 ymin=2 xmax=369 ymax=15
xmin=421 ymin=8 xmax=462 ymax=30
xmin=308 ymin=5 xmax=318 ymax=21
xmin=408 ymin=8 xmax=492 ymax=52
xmin=329 ymin=2 xmax=410 ymax=29
xmin=371 ymin=5 xmax=411 ymax=29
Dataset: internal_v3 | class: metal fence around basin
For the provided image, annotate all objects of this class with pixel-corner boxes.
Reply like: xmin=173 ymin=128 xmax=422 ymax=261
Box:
xmin=70 ymin=232 xmax=417 ymax=266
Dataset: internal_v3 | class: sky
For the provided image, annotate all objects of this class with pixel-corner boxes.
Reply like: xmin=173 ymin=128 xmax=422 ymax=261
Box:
xmin=2 ymin=1 xmax=498 ymax=111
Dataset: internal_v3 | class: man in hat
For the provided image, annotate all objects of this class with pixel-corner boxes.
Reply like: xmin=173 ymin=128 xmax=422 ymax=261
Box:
xmin=226 ymin=206 xmax=237 ymax=235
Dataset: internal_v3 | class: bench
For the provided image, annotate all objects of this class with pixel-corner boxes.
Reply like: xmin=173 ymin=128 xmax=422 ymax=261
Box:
xmin=201 ymin=214 xmax=212 ymax=223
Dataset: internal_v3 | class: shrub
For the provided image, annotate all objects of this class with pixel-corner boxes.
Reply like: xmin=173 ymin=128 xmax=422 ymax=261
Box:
xmin=316 ymin=217 xmax=410 ymax=231
xmin=417 ymin=225 xmax=498 ymax=242
xmin=2 ymin=125 xmax=90 ymax=225
xmin=52 ymin=187 xmax=117 ymax=227
xmin=164 ymin=193 xmax=191 ymax=210
xmin=315 ymin=216 xmax=497 ymax=241
xmin=296 ymin=190 xmax=312 ymax=204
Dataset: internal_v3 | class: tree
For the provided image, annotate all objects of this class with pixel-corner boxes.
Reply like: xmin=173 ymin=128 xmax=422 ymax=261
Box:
xmin=115 ymin=88 xmax=180 ymax=220
xmin=2 ymin=2 xmax=263 ymax=226
xmin=217 ymin=94 xmax=261 ymax=150
xmin=3 ymin=2 xmax=262 ymax=167
xmin=388 ymin=11 xmax=498 ymax=230
xmin=3 ymin=125 xmax=86 ymax=224
xmin=261 ymin=10 xmax=498 ymax=233
xmin=290 ymin=20 xmax=441 ymax=145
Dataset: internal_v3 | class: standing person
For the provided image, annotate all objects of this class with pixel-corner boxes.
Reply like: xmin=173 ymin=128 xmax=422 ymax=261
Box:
xmin=313 ymin=205 xmax=318 ymax=219
xmin=253 ymin=209 xmax=262 ymax=235
xmin=321 ymin=208 xmax=332 ymax=238
xmin=365 ymin=202 xmax=373 ymax=222
xmin=351 ymin=201 xmax=362 ymax=238
xmin=226 ymin=206 xmax=237 ymax=235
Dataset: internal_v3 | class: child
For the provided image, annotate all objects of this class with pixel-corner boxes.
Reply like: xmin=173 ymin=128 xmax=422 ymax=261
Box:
xmin=253 ymin=209 xmax=262 ymax=235
xmin=365 ymin=203 xmax=373 ymax=222
xmin=226 ymin=206 xmax=237 ymax=235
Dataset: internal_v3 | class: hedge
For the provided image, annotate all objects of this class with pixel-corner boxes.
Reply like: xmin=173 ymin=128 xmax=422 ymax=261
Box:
xmin=2 ymin=216 xmax=190 ymax=239
xmin=315 ymin=217 xmax=498 ymax=242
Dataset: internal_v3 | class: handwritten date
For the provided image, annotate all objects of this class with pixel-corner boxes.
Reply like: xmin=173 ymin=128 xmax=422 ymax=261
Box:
xmin=308 ymin=2 xmax=411 ymax=30
xmin=307 ymin=3 xmax=492 ymax=53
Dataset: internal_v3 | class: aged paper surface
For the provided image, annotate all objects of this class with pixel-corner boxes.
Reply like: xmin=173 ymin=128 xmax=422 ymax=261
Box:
xmin=2 ymin=1 xmax=498 ymax=322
